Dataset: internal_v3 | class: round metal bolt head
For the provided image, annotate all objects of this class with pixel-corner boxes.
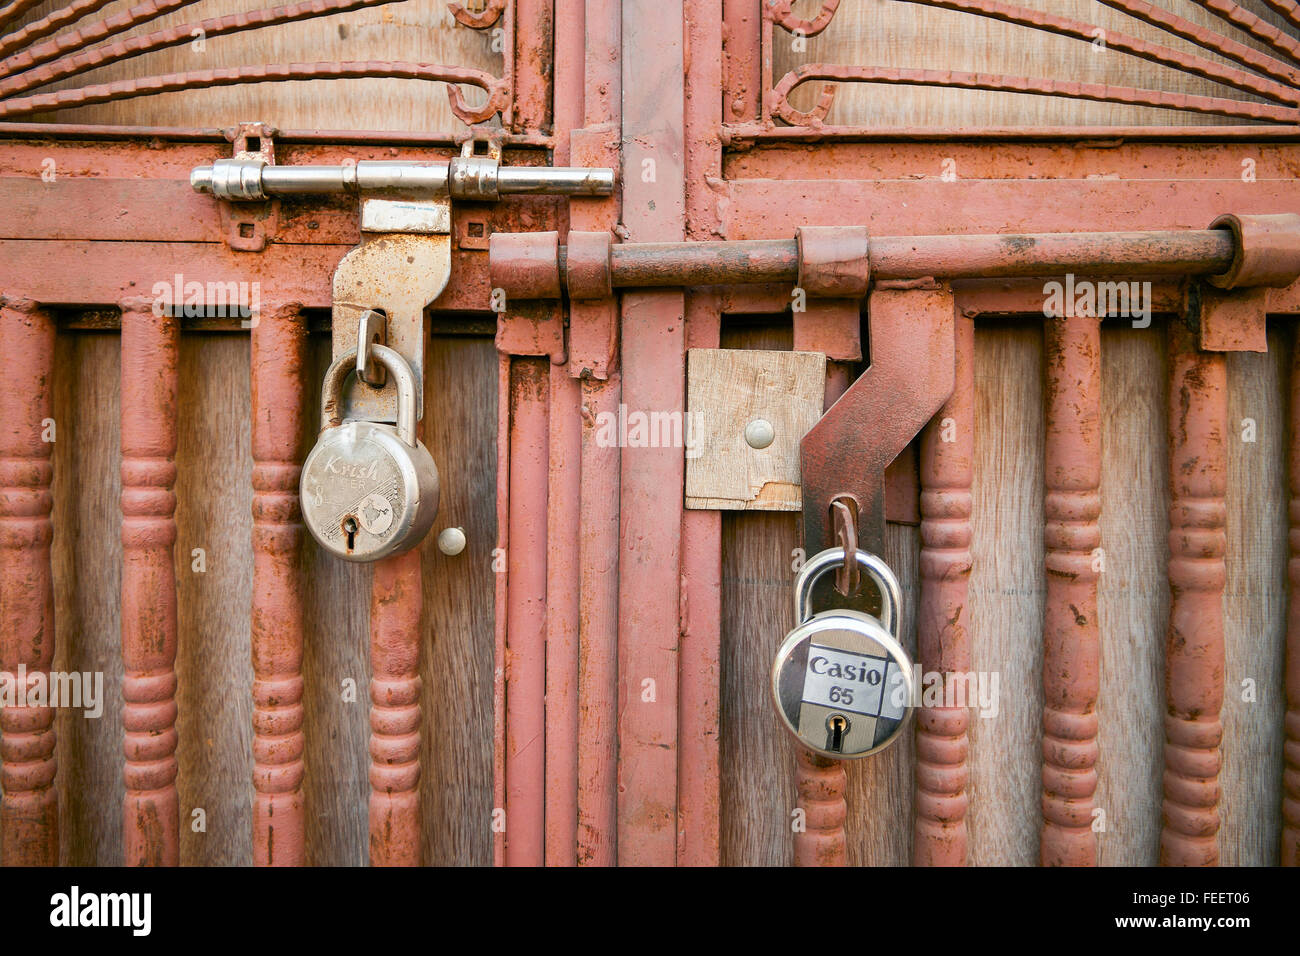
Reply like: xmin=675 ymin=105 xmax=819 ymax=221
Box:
xmin=438 ymin=526 xmax=467 ymax=556
xmin=745 ymin=418 xmax=775 ymax=449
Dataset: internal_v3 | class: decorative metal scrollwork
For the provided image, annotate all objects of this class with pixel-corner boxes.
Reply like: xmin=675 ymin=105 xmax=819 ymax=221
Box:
xmin=765 ymin=0 xmax=1300 ymax=129
xmin=0 ymin=0 xmax=517 ymax=128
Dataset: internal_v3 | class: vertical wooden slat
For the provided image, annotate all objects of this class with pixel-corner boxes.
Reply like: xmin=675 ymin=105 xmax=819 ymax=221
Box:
xmin=1041 ymin=314 xmax=1102 ymax=866
xmin=249 ymin=303 xmax=308 ymax=866
xmin=119 ymin=296 xmax=180 ymax=867
xmin=968 ymin=324 xmax=1045 ymax=866
xmin=504 ymin=357 xmax=548 ymax=866
xmin=0 ymin=296 xmax=57 ymax=867
xmin=369 ymin=548 xmax=422 ymax=866
xmin=914 ymin=312 xmax=975 ymax=866
xmin=1284 ymin=327 xmax=1300 ymax=866
xmin=1162 ymin=316 xmax=1227 ymax=867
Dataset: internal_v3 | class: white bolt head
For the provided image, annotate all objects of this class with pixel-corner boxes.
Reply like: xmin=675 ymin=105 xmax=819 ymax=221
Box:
xmin=437 ymin=527 xmax=467 ymax=556
xmin=745 ymin=418 xmax=775 ymax=449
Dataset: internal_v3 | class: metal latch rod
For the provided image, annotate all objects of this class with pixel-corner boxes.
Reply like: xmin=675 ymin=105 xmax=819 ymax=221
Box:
xmin=492 ymin=228 xmax=1250 ymax=298
xmin=191 ymin=157 xmax=616 ymax=202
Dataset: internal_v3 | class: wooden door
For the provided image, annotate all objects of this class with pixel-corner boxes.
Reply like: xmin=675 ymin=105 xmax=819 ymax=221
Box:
xmin=1 ymin=0 xmax=1298 ymax=868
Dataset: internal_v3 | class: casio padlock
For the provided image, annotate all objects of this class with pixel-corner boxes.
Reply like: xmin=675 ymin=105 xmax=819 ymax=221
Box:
xmin=771 ymin=548 xmax=915 ymax=758
xmin=300 ymin=344 xmax=439 ymax=561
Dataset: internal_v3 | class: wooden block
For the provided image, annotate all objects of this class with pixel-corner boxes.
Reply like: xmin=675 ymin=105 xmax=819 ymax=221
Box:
xmin=685 ymin=348 xmax=827 ymax=511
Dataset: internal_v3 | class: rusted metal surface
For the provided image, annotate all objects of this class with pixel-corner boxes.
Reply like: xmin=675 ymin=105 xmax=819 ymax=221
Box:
xmin=565 ymin=231 xmax=614 ymax=299
xmin=0 ymin=0 xmax=127 ymax=61
xmin=544 ymin=364 xmax=580 ymax=866
xmin=892 ymin=0 xmax=1299 ymax=106
xmin=767 ymin=0 xmax=841 ymax=37
xmin=770 ymin=64 xmax=1298 ymax=128
xmin=505 ymin=0 xmax=545 ymax=133
xmin=1161 ymin=316 xmax=1227 ymax=867
xmin=1191 ymin=0 xmax=1300 ymax=62
xmin=802 ymin=287 xmax=955 ymax=560
xmin=616 ymin=0 xmax=685 ymax=867
xmin=504 ymin=358 xmax=548 ymax=866
xmin=678 ymin=292 xmax=722 ymax=867
xmin=722 ymin=0 xmax=761 ymax=125
xmin=1199 ymin=286 xmax=1269 ymax=353
xmin=794 ymin=749 xmax=847 ymax=866
xmin=914 ymin=312 xmax=974 ymax=867
xmin=576 ymin=371 xmax=621 ymax=865
xmin=796 ymin=226 xmax=869 ymax=298
xmin=250 ymin=302 xmax=308 ymax=867
xmin=369 ymin=548 xmax=423 ymax=866
xmin=1040 ymin=314 xmax=1101 ymax=867
xmin=448 ymin=0 xmax=505 ymax=29
xmin=119 ymin=296 xmax=180 ymax=867
xmin=1099 ymin=0 xmax=1300 ymax=89
xmin=564 ymin=10 xmax=620 ymax=867
xmin=0 ymin=296 xmax=57 ymax=867
xmin=490 ymin=231 xmax=562 ymax=298
xmin=493 ymin=230 xmax=1238 ymax=294
xmin=1205 ymin=213 xmax=1300 ymax=290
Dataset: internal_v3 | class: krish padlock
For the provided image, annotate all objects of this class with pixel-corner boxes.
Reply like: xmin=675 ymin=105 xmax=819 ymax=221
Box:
xmin=300 ymin=343 xmax=439 ymax=562
xmin=771 ymin=547 xmax=915 ymax=759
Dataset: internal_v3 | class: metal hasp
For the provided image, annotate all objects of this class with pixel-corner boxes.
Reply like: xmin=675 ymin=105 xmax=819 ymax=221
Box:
xmin=192 ymin=149 xmax=615 ymax=423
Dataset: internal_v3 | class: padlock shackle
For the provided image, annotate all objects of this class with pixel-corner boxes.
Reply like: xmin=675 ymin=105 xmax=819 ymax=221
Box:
xmin=794 ymin=547 xmax=901 ymax=636
xmin=320 ymin=345 xmax=418 ymax=448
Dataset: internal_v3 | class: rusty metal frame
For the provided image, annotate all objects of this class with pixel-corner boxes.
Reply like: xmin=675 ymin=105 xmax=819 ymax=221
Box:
xmin=4 ymin=0 xmax=1300 ymax=872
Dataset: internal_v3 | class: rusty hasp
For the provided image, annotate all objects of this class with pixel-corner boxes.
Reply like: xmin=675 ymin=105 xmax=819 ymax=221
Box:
xmin=802 ymin=282 xmax=956 ymax=560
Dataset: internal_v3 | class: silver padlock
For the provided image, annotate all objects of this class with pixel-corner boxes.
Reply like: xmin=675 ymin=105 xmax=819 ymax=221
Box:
xmin=300 ymin=344 xmax=439 ymax=562
xmin=771 ymin=548 xmax=915 ymax=759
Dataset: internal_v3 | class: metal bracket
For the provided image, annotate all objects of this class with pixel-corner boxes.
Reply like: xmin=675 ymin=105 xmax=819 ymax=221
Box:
xmin=801 ymin=284 xmax=956 ymax=562
xmin=192 ymin=142 xmax=616 ymax=423
xmin=220 ymin=122 xmax=277 ymax=252
xmin=332 ymin=197 xmax=452 ymax=423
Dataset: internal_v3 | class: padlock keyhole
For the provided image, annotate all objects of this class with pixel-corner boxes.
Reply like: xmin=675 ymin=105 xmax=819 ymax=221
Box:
xmin=342 ymin=514 xmax=359 ymax=552
xmin=827 ymin=714 xmax=849 ymax=754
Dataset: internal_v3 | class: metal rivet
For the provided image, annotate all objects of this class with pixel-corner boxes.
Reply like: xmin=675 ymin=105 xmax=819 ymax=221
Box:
xmin=437 ymin=527 xmax=467 ymax=556
xmin=744 ymin=418 xmax=775 ymax=449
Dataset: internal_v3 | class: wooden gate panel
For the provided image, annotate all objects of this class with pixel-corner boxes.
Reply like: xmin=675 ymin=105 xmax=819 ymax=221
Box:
xmin=419 ymin=334 xmax=497 ymax=867
xmin=49 ymin=331 xmax=123 ymax=866
xmin=1222 ymin=337 xmax=1288 ymax=865
xmin=1096 ymin=326 xmax=1169 ymax=867
xmin=175 ymin=332 xmax=254 ymax=866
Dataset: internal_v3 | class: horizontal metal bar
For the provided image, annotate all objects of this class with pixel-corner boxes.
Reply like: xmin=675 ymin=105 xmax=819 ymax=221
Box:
xmin=191 ymin=157 xmax=615 ymax=201
xmin=600 ymin=230 xmax=1234 ymax=286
